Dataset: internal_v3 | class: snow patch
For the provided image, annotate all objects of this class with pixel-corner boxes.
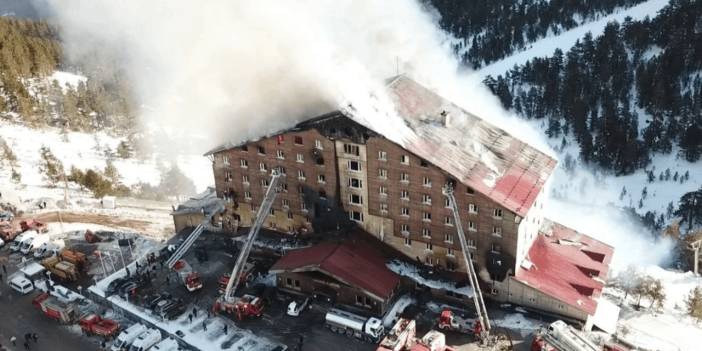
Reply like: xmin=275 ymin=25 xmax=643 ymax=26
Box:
xmin=49 ymin=71 xmax=87 ymax=92
xmin=386 ymin=260 xmax=473 ymax=297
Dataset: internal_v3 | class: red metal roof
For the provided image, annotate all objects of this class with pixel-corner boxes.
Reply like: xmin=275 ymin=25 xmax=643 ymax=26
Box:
xmin=270 ymin=242 xmax=400 ymax=299
xmin=514 ymin=220 xmax=614 ymax=315
xmin=383 ymin=76 xmax=557 ymax=217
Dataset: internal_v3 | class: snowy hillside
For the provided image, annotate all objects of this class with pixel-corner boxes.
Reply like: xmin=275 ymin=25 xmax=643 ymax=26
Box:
xmin=478 ymin=0 xmax=670 ymax=78
xmin=609 ymin=266 xmax=702 ymax=351
xmin=0 ymin=120 xmax=211 ymax=204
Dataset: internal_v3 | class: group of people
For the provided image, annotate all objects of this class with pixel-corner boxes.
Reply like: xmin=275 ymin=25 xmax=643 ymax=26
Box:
xmin=6 ymin=333 xmax=38 ymax=351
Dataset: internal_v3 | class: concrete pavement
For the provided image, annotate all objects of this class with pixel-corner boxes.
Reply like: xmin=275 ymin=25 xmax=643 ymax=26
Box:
xmin=0 ymin=248 xmax=98 ymax=351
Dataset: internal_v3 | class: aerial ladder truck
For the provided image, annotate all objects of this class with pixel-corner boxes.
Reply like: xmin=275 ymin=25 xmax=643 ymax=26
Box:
xmin=442 ymin=184 xmax=512 ymax=350
xmin=214 ymin=170 xmax=281 ymax=319
xmin=165 ymin=196 xmax=224 ymax=291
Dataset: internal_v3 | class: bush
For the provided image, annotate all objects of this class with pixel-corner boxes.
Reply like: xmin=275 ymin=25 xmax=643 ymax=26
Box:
xmin=0 ymin=137 xmax=18 ymax=166
xmin=116 ymin=140 xmax=132 ymax=159
xmin=11 ymin=168 xmax=21 ymax=183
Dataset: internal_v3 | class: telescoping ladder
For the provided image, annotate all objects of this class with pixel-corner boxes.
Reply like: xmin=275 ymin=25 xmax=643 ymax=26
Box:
xmin=443 ymin=184 xmax=492 ymax=341
xmin=166 ymin=202 xmax=225 ymax=269
xmin=223 ymin=170 xmax=282 ymax=302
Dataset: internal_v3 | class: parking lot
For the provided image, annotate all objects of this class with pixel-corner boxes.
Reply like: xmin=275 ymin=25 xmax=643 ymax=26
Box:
xmin=104 ymin=229 xmax=542 ymax=351
xmin=1 ymin=225 xmax=545 ymax=351
xmin=0 ymin=246 xmax=99 ymax=351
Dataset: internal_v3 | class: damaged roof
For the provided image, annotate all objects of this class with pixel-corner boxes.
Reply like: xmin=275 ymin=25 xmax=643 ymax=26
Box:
xmin=377 ymin=76 xmax=556 ymax=216
xmin=270 ymin=241 xmax=400 ymax=300
xmin=171 ymin=187 xmax=224 ymax=216
xmin=206 ymin=75 xmax=556 ymax=216
xmin=514 ymin=219 xmax=614 ymax=315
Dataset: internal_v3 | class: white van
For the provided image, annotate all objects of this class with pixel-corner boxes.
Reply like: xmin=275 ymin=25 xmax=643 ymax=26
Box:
xmin=9 ymin=275 xmax=34 ymax=294
xmin=129 ymin=329 xmax=161 ymax=351
xmin=111 ymin=323 xmax=147 ymax=351
xmin=11 ymin=231 xmax=37 ymax=253
xmin=33 ymin=241 xmax=63 ymax=259
xmin=21 ymin=234 xmax=50 ymax=255
xmin=150 ymin=337 xmax=179 ymax=351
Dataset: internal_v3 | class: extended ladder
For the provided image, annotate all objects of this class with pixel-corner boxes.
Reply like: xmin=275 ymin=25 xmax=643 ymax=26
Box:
xmin=167 ymin=202 xmax=225 ymax=269
xmin=223 ymin=170 xmax=281 ymax=302
xmin=443 ymin=184 xmax=491 ymax=340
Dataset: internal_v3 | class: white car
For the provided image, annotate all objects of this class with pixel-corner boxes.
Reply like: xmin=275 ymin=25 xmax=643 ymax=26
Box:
xmin=9 ymin=275 xmax=34 ymax=294
xmin=0 ymin=238 xmax=4 ymax=248
xmin=286 ymin=297 xmax=309 ymax=317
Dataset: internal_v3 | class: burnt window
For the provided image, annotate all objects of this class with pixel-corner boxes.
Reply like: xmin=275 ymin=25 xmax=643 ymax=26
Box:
xmin=319 ymin=190 xmax=327 ymax=198
xmin=466 ymin=186 xmax=475 ymax=195
xmin=420 ymin=159 xmax=428 ymax=167
xmin=298 ymin=185 xmax=304 ymax=193
xmin=316 ymin=157 xmax=325 ymax=165
xmin=294 ymin=136 xmax=303 ymax=145
xmin=343 ymin=144 xmax=360 ymax=156
xmin=241 ymin=145 xmax=248 ymax=152
xmin=257 ymin=146 xmax=265 ymax=154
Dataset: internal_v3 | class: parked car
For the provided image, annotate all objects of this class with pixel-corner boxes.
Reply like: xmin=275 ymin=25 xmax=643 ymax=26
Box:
xmin=129 ymin=328 xmax=161 ymax=351
xmin=105 ymin=278 xmax=128 ymax=296
xmin=111 ymin=323 xmax=146 ymax=351
xmin=286 ymin=297 xmax=309 ymax=317
xmin=0 ymin=237 xmax=4 ymax=248
xmin=9 ymin=275 xmax=34 ymax=294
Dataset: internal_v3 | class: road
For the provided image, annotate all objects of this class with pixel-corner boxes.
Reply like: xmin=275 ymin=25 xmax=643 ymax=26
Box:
xmin=0 ymin=247 xmax=98 ymax=351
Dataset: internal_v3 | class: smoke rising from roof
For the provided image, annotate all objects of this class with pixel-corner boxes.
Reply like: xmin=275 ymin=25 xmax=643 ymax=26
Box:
xmin=44 ymin=0 xmax=550 ymax=156
xmin=45 ymin=0 xmax=671 ymax=268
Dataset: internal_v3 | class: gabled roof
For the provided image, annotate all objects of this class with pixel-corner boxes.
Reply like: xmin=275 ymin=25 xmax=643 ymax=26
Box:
xmin=270 ymin=242 xmax=400 ymax=300
xmin=206 ymin=76 xmax=556 ymax=216
xmin=514 ymin=219 xmax=614 ymax=315
xmin=377 ymin=76 xmax=556 ymax=216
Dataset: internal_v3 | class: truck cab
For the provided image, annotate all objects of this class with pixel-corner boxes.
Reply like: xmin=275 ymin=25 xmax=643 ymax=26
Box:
xmin=129 ymin=328 xmax=161 ymax=351
xmin=364 ymin=317 xmax=385 ymax=342
xmin=111 ymin=323 xmax=147 ymax=351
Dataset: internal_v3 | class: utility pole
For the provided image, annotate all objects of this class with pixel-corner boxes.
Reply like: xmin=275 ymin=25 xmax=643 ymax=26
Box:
xmin=690 ymin=239 xmax=702 ymax=276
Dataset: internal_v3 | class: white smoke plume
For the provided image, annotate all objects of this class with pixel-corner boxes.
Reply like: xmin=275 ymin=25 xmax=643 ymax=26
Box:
xmin=44 ymin=0 xmax=549 ymax=155
xmin=44 ymin=0 xmax=672 ymax=267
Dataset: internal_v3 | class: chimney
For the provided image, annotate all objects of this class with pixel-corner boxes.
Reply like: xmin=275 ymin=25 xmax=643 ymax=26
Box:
xmin=440 ymin=110 xmax=451 ymax=127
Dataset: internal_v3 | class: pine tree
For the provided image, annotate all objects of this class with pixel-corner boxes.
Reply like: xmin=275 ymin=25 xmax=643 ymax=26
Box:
xmin=38 ymin=145 xmax=64 ymax=187
xmin=675 ymin=187 xmax=702 ymax=232
xmin=687 ymin=287 xmax=702 ymax=322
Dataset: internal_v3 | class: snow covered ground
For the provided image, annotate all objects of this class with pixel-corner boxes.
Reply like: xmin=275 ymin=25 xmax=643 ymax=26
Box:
xmin=607 ymin=266 xmax=702 ymax=351
xmin=107 ymin=295 xmax=281 ymax=351
xmin=382 ymin=294 xmax=415 ymax=328
xmin=478 ymin=0 xmax=670 ymax=78
xmin=387 ymin=260 xmax=473 ymax=297
xmin=0 ymin=119 xmax=210 ymax=194
xmin=50 ymin=71 xmax=88 ymax=92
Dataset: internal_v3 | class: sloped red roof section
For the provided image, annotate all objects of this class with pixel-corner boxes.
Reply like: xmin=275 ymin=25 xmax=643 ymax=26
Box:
xmin=514 ymin=220 xmax=614 ymax=315
xmin=385 ymin=76 xmax=557 ymax=217
xmin=271 ymin=241 xmax=400 ymax=299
